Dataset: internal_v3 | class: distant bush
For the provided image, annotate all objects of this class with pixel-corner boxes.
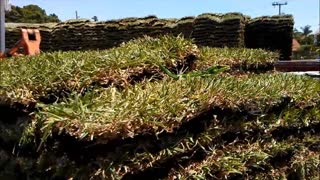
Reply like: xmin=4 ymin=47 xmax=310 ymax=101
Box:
xmin=293 ymin=45 xmax=319 ymax=59
xmin=5 ymin=4 xmax=60 ymax=23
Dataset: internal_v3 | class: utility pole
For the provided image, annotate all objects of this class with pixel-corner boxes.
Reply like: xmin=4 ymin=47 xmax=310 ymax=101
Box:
xmin=75 ymin=11 xmax=79 ymax=19
xmin=316 ymin=0 xmax=320 ymax=46
xmin=0 ymin=0 xmax=5 ymax=53
xmin=272 ymin=2 xmax=288 ymax=15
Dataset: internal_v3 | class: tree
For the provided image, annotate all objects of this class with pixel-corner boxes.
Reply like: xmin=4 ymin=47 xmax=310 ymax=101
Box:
xmin=300 ymin=25 xmax=312 ymax=37
xmin=5 ymin=5 xmax=60 ymax=23
xmin=92 ymin=16 xmax=98 ymax=22
xmin=293 ymin=26 xmax=314 ymax=45
xmin=293 ymin=25 xmax=318 ymax=59
xmin=46 ymin=13 xmax=60 ymax=22
xmin=293 ymin=28 xmax=302 ymax=39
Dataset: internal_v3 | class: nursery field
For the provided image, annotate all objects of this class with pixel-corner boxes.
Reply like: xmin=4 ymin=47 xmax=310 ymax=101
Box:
xmin=0 ymin=35 xmax=319 ymax=179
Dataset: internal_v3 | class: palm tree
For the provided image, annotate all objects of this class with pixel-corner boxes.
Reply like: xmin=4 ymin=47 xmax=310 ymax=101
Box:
xmin=300 ymin=25 xmax=313 ymax=37
xmin=92 ymin=16 xmax=98 ymax=22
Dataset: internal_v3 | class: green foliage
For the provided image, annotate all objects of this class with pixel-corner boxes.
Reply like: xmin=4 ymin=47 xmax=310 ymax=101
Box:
xmin=5 ymin=5 xmax=60 ymax=23
xmin=293 ymin=25 xmax=319 ymax=59
xmin=294 ymin=25 xmax=315 ymax=45
xmin=293 ymin=28 xmax=302 ymax=38
xmin=293 ymin=45 xmax=320 ymax=59
xmin=300 ymin=45 xmax=312 ymax=52
xmin=300 ymin=35 xmax=314 ymax=45
xmin=300 ymin=25 xmax=313 ymax=37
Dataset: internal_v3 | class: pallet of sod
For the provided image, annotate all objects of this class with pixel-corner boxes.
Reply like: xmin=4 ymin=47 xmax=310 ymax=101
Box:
xmin=0 ymin=35 xmax=278 ymax=111
xmin=0 ymin=35 xmax=197 ymax=107
xmin=3 ymin=71 xmax=319 ymax=179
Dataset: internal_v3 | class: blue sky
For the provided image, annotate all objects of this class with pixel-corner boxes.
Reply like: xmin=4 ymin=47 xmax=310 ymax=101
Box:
xmin=11 ymin=0 xmax=320 ymax=32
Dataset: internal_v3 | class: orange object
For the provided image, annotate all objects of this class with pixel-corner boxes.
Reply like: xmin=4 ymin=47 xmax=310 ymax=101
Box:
xmin=0 ymin=28 xmax=41 ymax=58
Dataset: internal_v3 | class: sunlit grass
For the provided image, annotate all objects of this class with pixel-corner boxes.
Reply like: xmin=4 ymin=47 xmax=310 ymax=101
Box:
xmin=34 ymin=73 xmax=319 ymax=143
xmin=0 ymin=35 xmax=279 ymax=106
xmin=0 ymin=35 xmax=196 ymax=103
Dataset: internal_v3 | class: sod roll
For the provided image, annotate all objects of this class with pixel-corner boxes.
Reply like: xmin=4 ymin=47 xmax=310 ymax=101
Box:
xmin=245 ymin=15 xmax=294 ymax=60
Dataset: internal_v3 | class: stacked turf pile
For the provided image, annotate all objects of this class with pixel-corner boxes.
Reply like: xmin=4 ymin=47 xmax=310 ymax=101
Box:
xmin=245 ymin=15 xmax=294 ymax=60
xmin=51 ymin=17 xmax=176 ymax=51
xmin=123 ymin=16 xmax=176 ymax=40
xmin=1 ymin=36 xmax=319 ymax=179
xmin=5 ymin=23 xmax=56 ymax=52
xmin=173 ymin=16 xmax=195 ymax=38
xmin=0 ymin=35 xmax=198 ymax=107
xmin=4 ymin=13 xmax=294 ymax=58
xmin=192 ymin=13 xmax=248 ymax=47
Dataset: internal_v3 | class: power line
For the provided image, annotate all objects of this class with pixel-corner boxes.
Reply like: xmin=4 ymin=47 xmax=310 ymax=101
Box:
xmin=272 ymin=2 xmax=288 ymax=15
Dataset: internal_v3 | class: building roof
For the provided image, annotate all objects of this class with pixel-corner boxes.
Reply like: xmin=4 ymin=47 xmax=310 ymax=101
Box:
xmin=292 ymin=39 xmax=301 ymax=52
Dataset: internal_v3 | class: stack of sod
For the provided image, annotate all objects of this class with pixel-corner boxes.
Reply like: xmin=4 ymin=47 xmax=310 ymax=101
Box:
xmin=123 ymin=16 xmax=176 ymax=40
xmin=51 ymin=19 xmax=115 ymax=51
xmin=192 ymin=13 xmax=248 ymax=47
xmin=34 ymin=74 xmax=320 ymax=143
xmin=17 ymin=73 xmax=319 ymax=179
xmin=2 ymin=36 xmax=310 ymax=180
xmin=51 ymin=16 xmax=176 ymax=51
xmin=0 ymin=36 xmax=278 ymax=112
xmin=173 ymin=16 xmax=195 ymax=38
xmin=168 ymin=135 xmax=320 ymax=180
xmin=0 ymin=35 xmax=198 ymax=110
xmin=245 ymin=15 xmax=294 ymax=60
xmin=4 ymin=13 xmax=293 ymax=56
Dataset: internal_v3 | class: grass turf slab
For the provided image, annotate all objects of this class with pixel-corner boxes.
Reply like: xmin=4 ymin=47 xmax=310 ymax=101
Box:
xmin=11 ymin=104 xmax=320 ymax=179
xmin=34 ymin=73 xmax=320 ymax=144
xmin=198 ymin=47 xmax=278 ymax=72
xmin=120 ymin=107 xmax=320 ymax=179
xmin=0 ymin=35 xmax=197 ymax=107
xmin=4 ymin=128 xmax=319 ymax=179
xmin=167 ymin=136 xmax=320 ymax=180
xmin=0 ymin=36 xmax=279 ymax=110
xmin=2 ymin=73 xmax=319 ymax=179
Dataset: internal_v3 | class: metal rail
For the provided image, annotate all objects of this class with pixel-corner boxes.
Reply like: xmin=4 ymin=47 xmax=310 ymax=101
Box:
xmin=275 ymin=60 xmax=320 ymax=72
